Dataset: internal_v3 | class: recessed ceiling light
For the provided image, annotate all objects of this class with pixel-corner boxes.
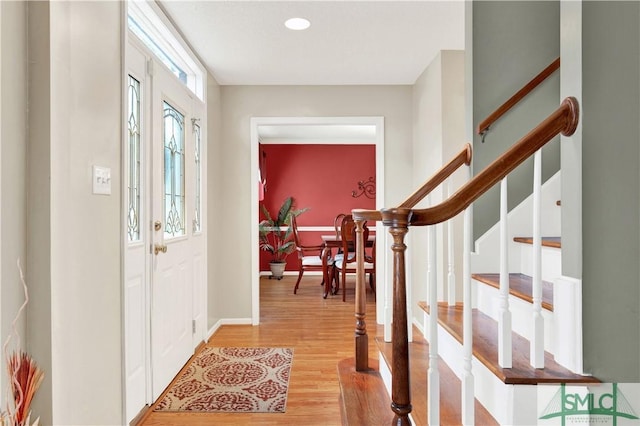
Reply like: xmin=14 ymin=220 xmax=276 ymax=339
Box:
xmin=285 ymin=17 xmax=311 ymax=31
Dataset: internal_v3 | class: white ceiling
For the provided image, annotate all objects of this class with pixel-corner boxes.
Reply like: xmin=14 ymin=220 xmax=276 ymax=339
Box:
xmin=159 ymin=0 xmax=466 ymax=86
xmin=158 ymin=1 xmax=465 ymax=141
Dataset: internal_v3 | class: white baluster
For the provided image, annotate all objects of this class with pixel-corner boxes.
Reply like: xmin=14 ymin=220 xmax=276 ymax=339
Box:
xmin=531 ymin=150 xmax=545 ymax=368
xmin=428 ymin=222 xmax=440 ymax=425
xmin=461 ymin=205 xmax=474 ymax=425
xmin=447 ymin=180 xmax=456 ymax=306
xmin=499 ymin=178 xmax=513 ymax=368
xmin=424 ymin=194 xmax=433 ymax=340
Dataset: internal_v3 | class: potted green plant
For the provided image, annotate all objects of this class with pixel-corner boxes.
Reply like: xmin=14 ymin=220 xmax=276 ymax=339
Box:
xmin=259 ymin=196 xmax=308 ymax=279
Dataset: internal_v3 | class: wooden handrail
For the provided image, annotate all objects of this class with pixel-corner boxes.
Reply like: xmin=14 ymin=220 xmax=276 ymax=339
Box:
xmin=374 ymin=96 xmax=578 ymax=425
xmin=399 ymin=143 xmax=472 ymax=208
xmin=352 ymin=209 xmax=382 ymax=222
xmin=411 ymin=96 xmax=579 ymax=226
xmin=350 ymin=96 xmax=578 ymax=425
xmin=352 ymin=143 xmax=473 ymax=223
xmin=477 ymin=57 xmax=560 ymax=135
xmin=350 ymin=143 xmax=473 ymax=381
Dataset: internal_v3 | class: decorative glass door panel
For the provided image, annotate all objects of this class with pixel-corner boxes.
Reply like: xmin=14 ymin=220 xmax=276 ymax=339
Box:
xmin=163 ymin=101 xmax=185 ymax=238
xmin=127 ymin=76 xmax=142 ymax=242
xmin=193 ymin=123 xmax=202 ymax=234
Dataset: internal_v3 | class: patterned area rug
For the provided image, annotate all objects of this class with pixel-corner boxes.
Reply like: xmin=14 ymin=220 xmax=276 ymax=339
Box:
xmin=154 ymin=347 xmax=293 ymax=413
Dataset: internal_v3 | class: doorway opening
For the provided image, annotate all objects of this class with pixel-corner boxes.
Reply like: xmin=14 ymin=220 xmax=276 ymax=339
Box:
xmin=250 ymin=117 xmax=386 ymax=325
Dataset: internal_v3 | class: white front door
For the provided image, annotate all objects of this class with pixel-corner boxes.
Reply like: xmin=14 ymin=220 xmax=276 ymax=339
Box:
xmin=124 ymin=17 xmax=208 ymax=423
xmin=150 ymin=62 xmax=196 ymax=400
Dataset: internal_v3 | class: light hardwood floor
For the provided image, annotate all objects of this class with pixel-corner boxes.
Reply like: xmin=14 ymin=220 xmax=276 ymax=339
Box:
xmin=137 ymin=274 xmax=381 ymax=426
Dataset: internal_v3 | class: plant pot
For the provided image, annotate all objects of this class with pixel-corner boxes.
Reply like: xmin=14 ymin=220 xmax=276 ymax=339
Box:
xmin=269 ymin=262 xmax=286 ymax=280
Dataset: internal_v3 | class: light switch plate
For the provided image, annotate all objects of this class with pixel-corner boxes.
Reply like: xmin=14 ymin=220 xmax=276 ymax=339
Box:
xmin=93 ymin=165 xmax=111 ymax=195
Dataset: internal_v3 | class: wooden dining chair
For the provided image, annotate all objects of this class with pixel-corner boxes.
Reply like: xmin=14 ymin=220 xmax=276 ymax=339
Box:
xmin=334 ymin=213 xmax=346 ymax=239
xmin=333 ymin=213 xmax=347 ymax=261
xmin=334 ymin=215 xmax=375 ymax=301
xmin=291 ymin=215 xmax=332 ymax=294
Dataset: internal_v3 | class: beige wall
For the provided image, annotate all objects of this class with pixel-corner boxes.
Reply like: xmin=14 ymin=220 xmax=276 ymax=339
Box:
xmin=206 ymin=74 xmax=223 ymax=329
xmin=27 ymin=1 xmax=53 ymax=422
xmin=1 ymin=0 xmax=28 ymax=406
xmin=411 ymin=51 xmax=465 ymax=326
xmin=441 ymin=51 xmax=467 ymax=310
xmin=214 ymin=85 xmax=412 ymax=320
xmin=28 ymin=2 xmax=123 ymax=424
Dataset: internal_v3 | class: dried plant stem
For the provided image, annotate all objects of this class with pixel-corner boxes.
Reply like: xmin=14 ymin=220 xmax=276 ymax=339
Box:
xmin=0 ymin=259 xmax=43 ymax=426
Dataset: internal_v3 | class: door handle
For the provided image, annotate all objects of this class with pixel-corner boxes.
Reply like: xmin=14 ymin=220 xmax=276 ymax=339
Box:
xmin=154 ymin=244 xmax=168 ymax=255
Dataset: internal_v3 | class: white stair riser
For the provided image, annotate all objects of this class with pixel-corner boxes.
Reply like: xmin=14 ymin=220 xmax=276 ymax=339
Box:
xmin=474 ymin=279 xmax=555 ymax=353
xmin=515 ymin=243 xmax=562 ymax=283
xmin=419 ymin=311 xmax=541 ymax=425
xmin=379 ymin=350 xmax=392 ymax=396
xmin=472 ymin=172 xmax=562 ymax=275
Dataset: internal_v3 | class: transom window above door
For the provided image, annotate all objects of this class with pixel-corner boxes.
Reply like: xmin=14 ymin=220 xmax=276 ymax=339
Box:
xmin=127 ymin=0 xmax=204 ymax=101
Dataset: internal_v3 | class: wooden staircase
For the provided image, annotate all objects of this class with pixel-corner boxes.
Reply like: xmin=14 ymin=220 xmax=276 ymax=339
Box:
xmin=417 ymin=301 xmax=594 ymax=385
xmin=337 ymin=357 xmax=394 ymax=425
xmin=417 ymin=233 xmax=596 ymax=424
xmin=472 ymin=272 xmax=554 ymax=311
xmin=339 ymin=237 xmax=596 ymax=424
xmin=513 ymin=236 xmax=561 ymax=248
xmin=337 ymin=97 xmax=585 ymax=424
xmin=338 ymin=328 xmax=498 ymax=426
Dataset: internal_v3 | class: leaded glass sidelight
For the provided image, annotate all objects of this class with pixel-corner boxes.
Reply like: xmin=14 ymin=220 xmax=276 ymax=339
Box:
xmin=127 ymin=75 xmax=141 ymax=242
xmin=163 ymin=101 xmax=185 ymax=237
xmin=193 ymin=123 xmax=202 ymax=233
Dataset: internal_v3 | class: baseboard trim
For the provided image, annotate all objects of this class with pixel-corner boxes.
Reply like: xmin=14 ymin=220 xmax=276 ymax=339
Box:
xmin=207 ymin=317 xmax=253 ymax=341
xmin=129 ymin=404 xmax=150 ymax=426
xmin=259 ymin=271 xmax=323 ymax=276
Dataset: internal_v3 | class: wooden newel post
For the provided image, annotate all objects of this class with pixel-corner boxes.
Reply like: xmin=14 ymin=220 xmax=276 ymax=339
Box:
xmin=354 ymin=218 xmax=369 ymax=371
xmin=381 ymin=207 xmax=412 ymax=426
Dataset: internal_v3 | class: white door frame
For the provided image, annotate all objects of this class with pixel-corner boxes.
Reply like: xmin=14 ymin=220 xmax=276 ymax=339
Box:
xmin=250 ymin=116 xmax=386 ymax=325
xmin=123 ymin=39 xmax=152 ymax=424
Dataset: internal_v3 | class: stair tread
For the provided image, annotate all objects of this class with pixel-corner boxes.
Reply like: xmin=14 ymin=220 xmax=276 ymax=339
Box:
xmin=472 ymin=272 xmax=554 ymax=311
xmin=513 ymin=236 xmax=561 ymax=248
xmin=418 ymin=302 xmax=598 ymax=385
xmin=337 ymin=358 xmax=394 ymax=425
xmin=375 ymin=330 xmax=498 ymax=425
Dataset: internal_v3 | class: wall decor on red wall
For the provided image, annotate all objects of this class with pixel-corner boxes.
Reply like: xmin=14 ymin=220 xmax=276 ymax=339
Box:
xmin=351 ymin=176 xmax=376 ymax=199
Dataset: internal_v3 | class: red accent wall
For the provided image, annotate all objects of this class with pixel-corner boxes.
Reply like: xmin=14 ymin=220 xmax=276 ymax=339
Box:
xmin=259 ymin=144 xmax=376 ymax=271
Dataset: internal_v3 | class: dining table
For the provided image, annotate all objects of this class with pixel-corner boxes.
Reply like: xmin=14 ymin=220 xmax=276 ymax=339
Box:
xmin=320 ymin=233 xmax=375 ymax=298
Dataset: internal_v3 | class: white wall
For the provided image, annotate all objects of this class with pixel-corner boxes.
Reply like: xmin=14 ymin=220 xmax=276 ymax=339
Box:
xmin=411 ymin=51 xmax=465 ymax=327
xmin=215 ymin=85 xmax=412 ymax=320
xmin=29 ymin=2 xmax=123 ymax=424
